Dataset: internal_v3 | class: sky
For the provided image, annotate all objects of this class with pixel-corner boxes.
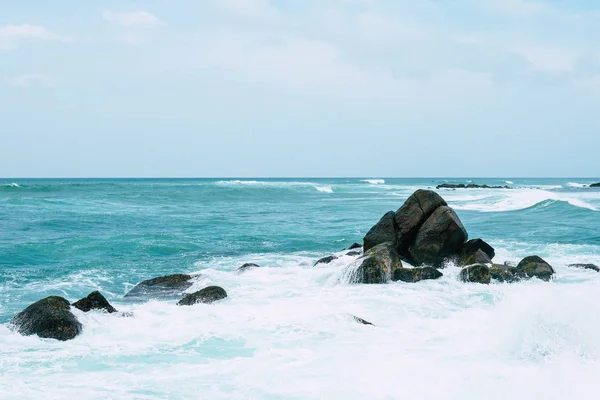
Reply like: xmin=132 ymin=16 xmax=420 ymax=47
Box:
xmin=1 ymin=0 xmax=599 ymax=178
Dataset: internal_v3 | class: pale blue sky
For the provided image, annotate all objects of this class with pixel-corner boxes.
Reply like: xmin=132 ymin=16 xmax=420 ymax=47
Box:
xmin=1 ymin=0 xmax=599 ymax=177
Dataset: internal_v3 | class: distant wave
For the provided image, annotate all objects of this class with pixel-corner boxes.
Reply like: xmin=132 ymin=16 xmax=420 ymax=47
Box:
xmin=567 ymin=182 xmax=588 ymax=188
xmin=504 ymin=181 xmax=514 ymax=185
xmin=361 ymin=179 xmax=385 ymax=185
xmin=0 ymin=182 xmax=20 ymax=190
xmin=315 ymin=186 xmax=333 ymax=193
xmin=452 ymin=189 xmax=597 ymax=212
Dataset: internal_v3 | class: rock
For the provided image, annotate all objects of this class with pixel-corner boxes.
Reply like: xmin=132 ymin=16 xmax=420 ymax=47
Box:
xmin=409 ymin=206 xmax=468 ymax=267
xmin=346 ymin=251 xmax=362 ymax=256
xmin=590 ymin=183 xmax=600 ymax=188
xmin=489 ymin=264 xmax=526 ymax=283
xmin=461 ymin=239 xmax=495 ymax=260
xmin=568 ymin=263 xmax=600 ymax=272
xmin=177 ymin=286 xmax=228 ymax=306
xmin=459 ymin=264 xmax=491 ymax=284
xmin=353 ymin=316 xmax=374 ymax=325
xmin=516 ymin=256 xmax=555 ymax=281
xmin=352 ymin=242 xmax=403 ymax=284
xmin=314 ymin=255 xmax=338 ymax=266
xmin=363 ymin=211 xmax=397 ymax=252
xmin=237 ymin=263 xmax=261 ymax=273
xmin=10 ymin=296 xmax=82 ymax=341
xmin=349 ymin=243 xmax=362 ymax=250
xmin=392 ymin=267 xmax=443 ymax=283
xmin=72 ymin=291 xmax=117 ymax=313
xmin=394 ymin=189 xmax=447 ymax=258
xmin=437 ymin=184 xmax=510 ymax=189
xmin=124 ymin=274 xmax=194 ymax=298
xmin=459 ymin=249 xmax=492 ymax=267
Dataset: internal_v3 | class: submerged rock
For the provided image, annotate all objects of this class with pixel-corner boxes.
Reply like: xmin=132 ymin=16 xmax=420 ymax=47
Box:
xmin=352 ymin=316 xmax=374 ymax=326
xmin=516 ymin=256 xmax=555 ymax=281
xmin=346 ymin=251 xmax=362 ymax=256
xmin=72 ymin=291 xmax=117 ymax=313
xmin=348 ymin=243 xmax=362 ymax=250
xmin=10 ymin=296 xmax=82 ymax=341
xmin=177 ymin=286 xmax=228 ymax=306
xmin=392 ymin=267 xmax=443 ymax=283
xmin=353 ymin=242 xmax=403 ymax=284
xmin=394 ymin=189 xmax=447 ymax=259
xmin=363 ymin=211 xmax=397 ymax=252
xmin=124 ymin=274 xmax=194 ymax=298
xmin=409 ymin=206 xmax=468 ymax=267
xmin=489 ymin=264 xmax=526 ymax=283
xmin=237 ymin=263 xmax=261 ymax=273
xmin=314 ymin=255 xmax=338 ymax=266
xmin=459 ymin=264 xmax=491 ymax=284
xmin=567 ymin=263 xmax=600 ymax=272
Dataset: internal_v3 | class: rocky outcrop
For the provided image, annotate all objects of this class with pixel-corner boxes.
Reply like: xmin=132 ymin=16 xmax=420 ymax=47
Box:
xmin=10 ymin=296 xmax=82 ymax=341
xmin=590 ymin=183 xmax=600 ymax=188
xmin=177 ymin=286 xmax=228 ymax=306
xmin=459 ymin=264 xmax=491 ymax=284
xmin=392 ymin=267 xmax=443 ymax=283
xmin=72 ymin=291 xmax=117 ymax=313
xmin=488 ymin=264 xmax=525 ymax=282
xmin=314 ymin=255 xmax=338 ymax=266
xmin=409 ymin=206 xmax=468 ymax=267
xmin=237 ymin=263 xmax=261 ymax=273
xmin=124 ymin=274 xmax=194 ymax=298
xmin=516 ymin=256 xmax=555 ymax=281
xmin=363 ymin=211 xmax=397 ymax=252
xmin=352 ymin=242 xmax=403 ymax=284
xmin=568 ymin=263 xmax=600 ymax=272
xmin=436 ymin=184 xmax=511 ymax=189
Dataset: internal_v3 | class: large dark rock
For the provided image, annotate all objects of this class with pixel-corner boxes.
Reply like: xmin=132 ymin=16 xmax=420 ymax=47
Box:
xmin=392 ymin=267 xmax=443 ymax=283
xmin=489 ymin=264 xmax=526 ymax=283
xmin=352 ymin=242 xmax=403 ymax=284
xmin=568 ymin=263 xmax=600 ymax=272
xmin=10 ymin=296 xmax=82 ymax=341
xmin=409 ymin=206 xmax=468 ymax=267
xmin=461 ymin=239 xmax=495 ymax=260
xmin=394 ymin=190 xmax=447 ymax=258
xmin=72 ymin=291 xmax=117 ymax=313
xmin=516 ymin=256 xmax=555 ymax=281
xmin=590 ymin=183 xmax=600 ymax=188
xmin=314 ymin=255 xmax=338 ymax=266
xmin=177 ymin=286 xmax=228 ymax=306
xmin=459 ymin=264 xmax=491 ymax=284
xmin=124 ymin=274 xmax=194 ymax=298
xmin=237 ymin=263 xmax=261 ymax=273
xmin=363 ymin=211 xmax=397 ymax=252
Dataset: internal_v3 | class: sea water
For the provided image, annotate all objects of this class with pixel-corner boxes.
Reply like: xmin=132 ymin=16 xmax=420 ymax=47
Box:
xmin=1 ymin=178 xmax=600 ymax=399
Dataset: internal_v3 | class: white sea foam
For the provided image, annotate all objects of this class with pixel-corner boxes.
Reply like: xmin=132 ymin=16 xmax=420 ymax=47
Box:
xmin=361 ymin=179 xmax=385 ymax=185
xmin=2 ymin=248 xmax=600 ymax=399
xmin=315 ymin=186 xmax=333 ymax=193
xmin=505 ymin=180 xmax=514 ymax=185
xmin=567 ymin=182 xmax=588 ymax=188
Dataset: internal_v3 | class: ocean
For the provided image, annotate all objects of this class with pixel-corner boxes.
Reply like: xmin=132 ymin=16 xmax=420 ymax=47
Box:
xmin=1 ymin=178 xmax=600 ymax=399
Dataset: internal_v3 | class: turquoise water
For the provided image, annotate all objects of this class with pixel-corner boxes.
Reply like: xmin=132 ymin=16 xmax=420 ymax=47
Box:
xmin=1 ymin=178 xmax=600 ymax=399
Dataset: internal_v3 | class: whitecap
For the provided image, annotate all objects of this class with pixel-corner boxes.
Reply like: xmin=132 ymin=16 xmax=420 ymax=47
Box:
xmin=361 ymin=179 xmax=385 ymax=185
xmin=567 ymin=182 xmax=588 ymax=188
xmin=315 ymin=186 xmax=333 ymax=193
xmin=505 ymin=181 xmax=514 ymax=185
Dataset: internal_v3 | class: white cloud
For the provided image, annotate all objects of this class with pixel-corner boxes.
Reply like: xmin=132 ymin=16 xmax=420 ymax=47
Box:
xmin=103 ymin=11 xmax=163 ymax=28
xmin=5 ymin=74 xmax=54 ymax=88
xmin=0 ymin=24 xmax=63 ymax=50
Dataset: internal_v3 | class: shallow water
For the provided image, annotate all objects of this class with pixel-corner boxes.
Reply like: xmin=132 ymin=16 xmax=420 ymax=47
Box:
xmin=1 ymin=178 xmax=600 ymax=399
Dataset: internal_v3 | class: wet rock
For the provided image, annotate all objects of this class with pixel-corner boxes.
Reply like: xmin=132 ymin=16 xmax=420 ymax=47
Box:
xmin=409 ymin=206 xmax=468 ymax=267
xmin=437 ymin=184 xmax=510 ymax=189
xmin=314 ymin=255 xmax=338 ymax=266
xmin=72 ymin=291 xmax=117 ymax=313
xmin=516 ymin=256 xmax=555 ymax=281
xmin=352 ymin=242 xmax=403 ymax=284
xmin=363 ymin=211 xmax=397 ymax=252
xmin=459 ymin=249 xmax=492 ymax=267
xmin=348 ymin=243 xmax=362 ymax=250
xmin=177 ymin=286 xmax=228 ymax=306
xmin=353 ymin=316 xmax=374 ymax=325
xmin=392 ymin=267 xmax=443 ymax=283
xmin=346 ymin=251 xmax=362 ymax=256
xmin=237 ymin=263 xmax=261 ymax=273
xmin=567 ymin=263 xmax=600 ymax=272
xmin=489 ymin=264 xmax=526 ymax=283
xmin=124 ymin=274 xmax=194 ymax=298
xmin=394 ymin=189 xmax=447 ymax=259
xmin=10 ymin=296 xmax=82 ymax=341
xmin=459 ymin=264 xmax=491 ymax=284
xmin=461 ymin=239 xmax=495 ymax=260
xmin=590 ymin=183 xmax=600 ymax=188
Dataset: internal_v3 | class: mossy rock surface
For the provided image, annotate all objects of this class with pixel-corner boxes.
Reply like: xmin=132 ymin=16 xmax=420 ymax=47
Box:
xmin=516 ymin=256 xmax=555 ymax=281
xmin=459 ymin=264 xmax=491 ymax=284
xmin=178 ymin=286 xmax=228 ymax=306
xmin=10 ymin=296 xmax=82 ymax=341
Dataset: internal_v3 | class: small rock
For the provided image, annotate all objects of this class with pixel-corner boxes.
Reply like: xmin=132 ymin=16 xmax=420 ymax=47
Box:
xmin=237 ymin=263 xmax=261 ymax=273
xmin=461 ymin=239 xmax=495 ymax=260
xmin=392 ymin=266 xmax=443 ymax=282
xmin=346 ymin=251 xmax=362 ymax=256
xmin=349 ymin=243 xmax=362 ymax=250
xmin=10 ymin=296 xmax=82 ymax=341
xmin=177 ymin=286 xmax=228 ymax=306
xmin=489 ymin=264 xmax=526 ymax=283
xmin=567 ymin=263 xmax=600 ymax=272
xmin=516 ymin=256 xmax=555 ymax=281
xmin=353 ymin=316 xmax=374 ymax=325
xmin=314 ymin=255 xmax=338 ymax=266
xmin=124 ymin=274 xmax=194 ymax=298
xmin=459 ymin=264 xmax=491 ymax=284
xmin=72 ymin=291 xmax=117 ymax=313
